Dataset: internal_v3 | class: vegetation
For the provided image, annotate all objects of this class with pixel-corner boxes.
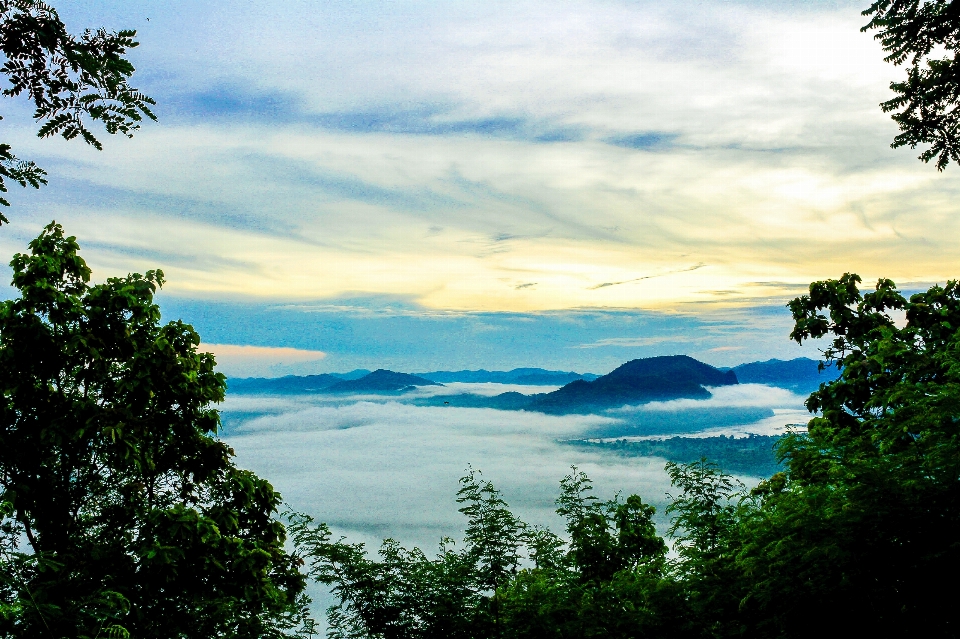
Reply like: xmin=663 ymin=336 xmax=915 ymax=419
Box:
xmin=0 ymin=0 xmax=155 ymax=220
xmin=0 ymin=224 xmax=312 ymax=638
xmin=568 ymin=434 xmax=786 ymax=477
xmin=864 ymin=0 xmax=960 ymax=169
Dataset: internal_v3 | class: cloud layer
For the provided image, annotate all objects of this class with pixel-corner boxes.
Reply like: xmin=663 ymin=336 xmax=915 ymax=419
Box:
xmin=203 ymin=343 xmax=327 ymax=377
xmin=219 ymin=381 xmax=808 ymax=549
xmin=0 ymin=0 xmax=955 ymax=315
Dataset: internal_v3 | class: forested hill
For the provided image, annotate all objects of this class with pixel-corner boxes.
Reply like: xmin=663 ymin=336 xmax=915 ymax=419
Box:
xmin=525 ymin=355 xmax=738 ymax=414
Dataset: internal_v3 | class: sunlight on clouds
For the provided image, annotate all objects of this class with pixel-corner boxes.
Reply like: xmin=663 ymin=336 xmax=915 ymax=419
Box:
xmin=6 ymin=1 xmax=960 ymax=313
xmin=203 ymin=343 xmax=326 ymax=377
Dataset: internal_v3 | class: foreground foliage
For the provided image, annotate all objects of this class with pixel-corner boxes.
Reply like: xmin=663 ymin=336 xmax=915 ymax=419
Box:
xmin=299 ymin=273 xmax=960 ymax=639
xmin=0 ymin=224 xmax=311 ymax=638
xmin=0 ymin=1 xmax=155 ymax=221
xmin=864 ymin=0 xmax=960 ymax=169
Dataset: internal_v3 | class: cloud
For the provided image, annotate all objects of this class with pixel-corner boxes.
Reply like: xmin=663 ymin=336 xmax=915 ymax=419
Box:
xmin=614 ymin=383 xmax=807 ymax=413
xmin=157 ymin=295 xmax=822 ymax=374
xmin=605 ymin=132 xmax=679 ymax=151
xmin=219 ymin=382 xmax=807 ymax=551
xmin=224 ymin=399 xmax=668 ymax=552
xmin=575 ymin=336 xmax=694 ymax=349
xmin=203 ymin=343 xmax=327 ymax=377
xmin=7 ymin=0 xmax=956 ymax=318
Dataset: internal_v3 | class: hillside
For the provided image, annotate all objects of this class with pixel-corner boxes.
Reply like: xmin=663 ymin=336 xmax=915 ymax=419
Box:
xmin=732 ymin=357 xmax=839 ymax=394
xmin=326 ymin=369 xmax=441 ymax=392
xmin=417 ymin=368 xmax=598 ymax=385
xmin=227 ymin=369 xmax=435 ymax=394
xmin=526 ymin=355 xmax=737 ymax=414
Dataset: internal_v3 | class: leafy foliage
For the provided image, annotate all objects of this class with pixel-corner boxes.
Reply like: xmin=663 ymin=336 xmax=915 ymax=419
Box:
xmin=0 ymin=223 xmax=311 ymax=638
xmin=739 ymin=272 xmax=960 ymax=637
xmin=863 ymin=0 xmax=960 ymax=169
xmin=294 ymin=466 xmax=687 ymax=639
xmin=0 ymin=1 xmax=155 ymax=220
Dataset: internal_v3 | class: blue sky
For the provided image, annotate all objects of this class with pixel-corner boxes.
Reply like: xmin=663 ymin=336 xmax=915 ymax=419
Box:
xmin=0 ymin=0 xmax=954 ymax=374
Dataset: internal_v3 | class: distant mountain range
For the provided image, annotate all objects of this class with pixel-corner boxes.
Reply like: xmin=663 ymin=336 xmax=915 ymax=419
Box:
xmin=227 ymin=369 xmax=437 ymax=394
xmin=413 ymin=356 xmax=739 ymax=415
xmin=416 ymin=368 xmax=599 ymax=385
xmin=729 ymin=358 xmax=839 ymax=394
xmin=227 ymin=367 xmax=598 ymax=394
xmin=226 ymin=357 xmax=840 ymax=411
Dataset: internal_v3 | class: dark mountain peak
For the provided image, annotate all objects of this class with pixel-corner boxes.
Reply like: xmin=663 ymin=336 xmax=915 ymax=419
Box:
xmin=607 ymin=355 xmax=738 ymax=386
xmin=527 ymin=355 xmax=736 ymax=414
xmin=327 ymin=369 xmax=441 ymax=392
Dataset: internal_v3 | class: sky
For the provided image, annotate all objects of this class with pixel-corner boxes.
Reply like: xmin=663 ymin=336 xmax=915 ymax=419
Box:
xmin=1 ymin=0 xmax=956 ymax=374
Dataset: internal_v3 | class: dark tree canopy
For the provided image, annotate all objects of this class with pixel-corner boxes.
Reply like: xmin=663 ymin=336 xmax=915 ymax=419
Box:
xmin=0 ymin=223 xmax=311 ymax=638
xmin=0 ymin=1 xmax=155 ymax=221
xmin=738 ymin=273 xmax=960 ymax=637
xmin=864 ymin=0 xmax=960 ymax=169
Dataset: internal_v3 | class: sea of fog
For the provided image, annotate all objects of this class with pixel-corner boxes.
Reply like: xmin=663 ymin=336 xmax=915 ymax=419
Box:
xmin=219 ymin=383 xmax=810 ymax=552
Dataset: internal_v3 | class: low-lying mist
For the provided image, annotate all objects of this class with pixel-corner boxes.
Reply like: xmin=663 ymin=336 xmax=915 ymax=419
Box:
xmin=219 ymin=382 xmax=809 ymax=551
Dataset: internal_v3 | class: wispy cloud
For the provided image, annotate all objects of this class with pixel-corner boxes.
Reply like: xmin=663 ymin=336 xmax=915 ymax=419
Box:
xmin=604 ymin=132 xmax=679 ymax=151
xmin=588 ymin=264 xmax=708 ymax=290
xmin=574 ymin=336 xmax=694 ymax=349
xmin=4 ymin=0 xmax=956 ymax=316
xmin=204 ymin=343 xmax=327 ymax=377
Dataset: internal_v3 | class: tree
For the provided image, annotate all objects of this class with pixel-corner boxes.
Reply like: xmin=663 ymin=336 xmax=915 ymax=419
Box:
xmin=0 ymin=223 xmax=311 ymax=638
xmin=298 ymin=467 xmax=679 ymax=639
xmin=664 ymin=460 xmax=745 ymax=639
xmin=0 ymin=0 xmax=155 ymax=221
xmin=863 ymin=0 xmax=960 ymax=169
xmin=732 ymin=273 xmax=960 ymax=637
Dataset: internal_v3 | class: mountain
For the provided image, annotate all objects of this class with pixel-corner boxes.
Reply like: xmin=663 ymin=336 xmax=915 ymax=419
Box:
xmin=326 ymin=369 xmax=441 ymax=393
xmin=227 ymin=374 xmax=342 ymax=394
xmin=732 ymin=358 xmax=839 ymax=394
xmin=414 ymin=391 xmax=539 ymax=410
xmin=526 ymin=355 xmax=738 ymax=414
xmin=226 ymin=369 xmax=432 ymax=394
xmin=417 ymin=368 xmax=598 ymax=385
xmin=330 ymin=369 xmax=372 ymax=381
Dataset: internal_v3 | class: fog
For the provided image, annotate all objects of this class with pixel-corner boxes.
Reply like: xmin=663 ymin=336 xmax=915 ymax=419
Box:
xmin=220 ymin=382 xmax=808 ymax=551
